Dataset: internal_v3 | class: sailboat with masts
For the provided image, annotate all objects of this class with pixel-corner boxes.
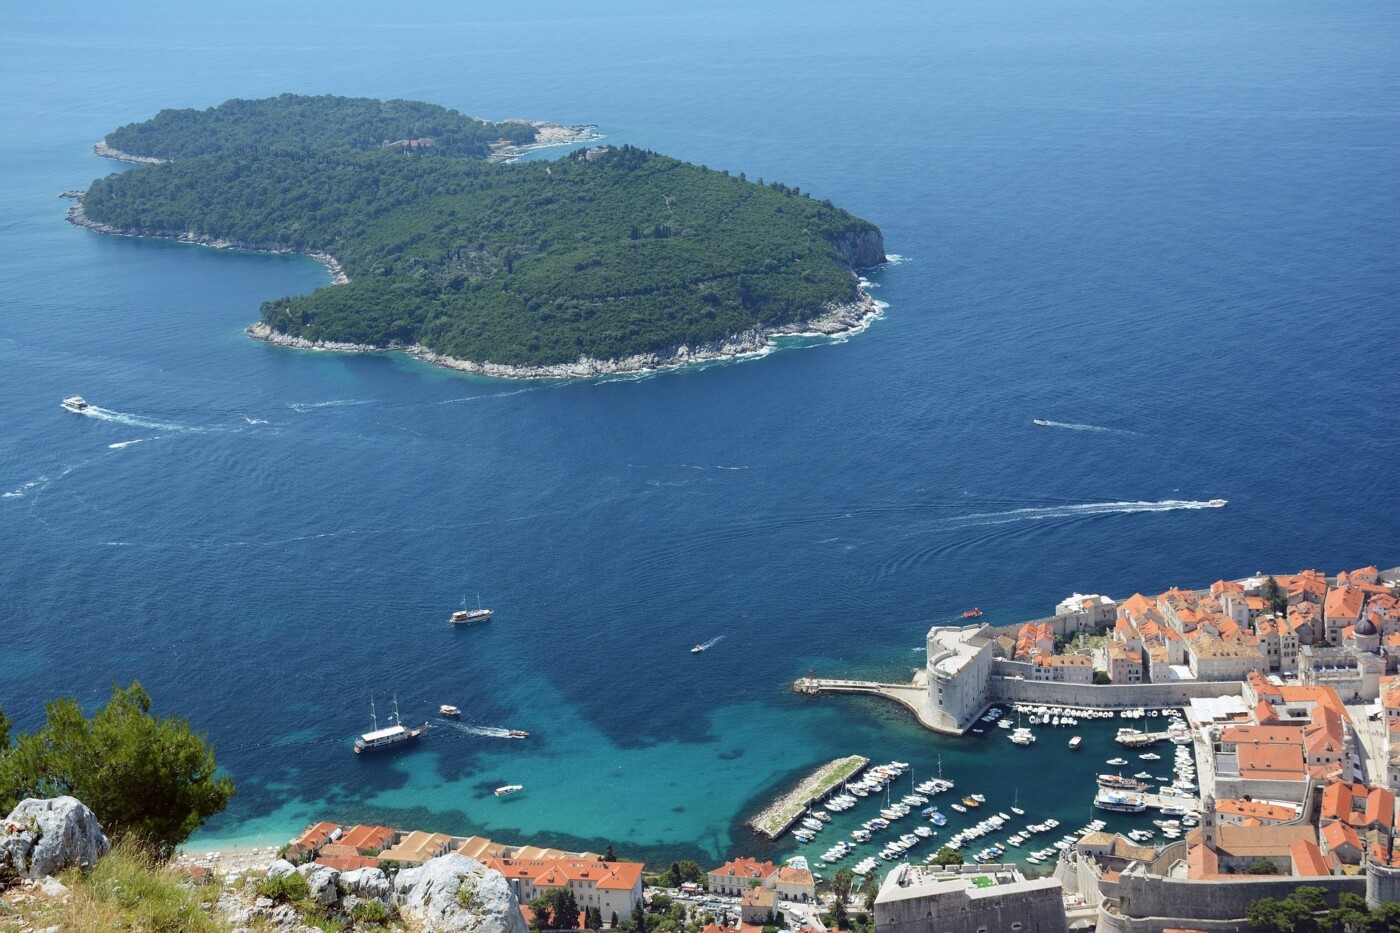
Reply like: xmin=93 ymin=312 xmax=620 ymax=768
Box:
xmin=354 ymin=695 xmax=429 ymax=754
xmin=451 ymin=593 xmax=493 ymax=625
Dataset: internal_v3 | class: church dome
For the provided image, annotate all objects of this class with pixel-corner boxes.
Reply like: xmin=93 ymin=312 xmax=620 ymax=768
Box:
xmin=1355 ymin=615 xmax=1378 ymax=637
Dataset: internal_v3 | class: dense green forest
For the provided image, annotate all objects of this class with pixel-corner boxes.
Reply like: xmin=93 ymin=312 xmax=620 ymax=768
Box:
xmin=83 ymin=96 xmax=884 ymax=368
xmin=104 ymin=94 xmax=537 ymax=161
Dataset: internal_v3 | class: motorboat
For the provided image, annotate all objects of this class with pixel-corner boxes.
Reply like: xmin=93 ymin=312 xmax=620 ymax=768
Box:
xmin=61 ymin=396 xmax=89 ymax=413
xmin=1106 ymin=757 xmax=1128 ymax=766
xmin=494 ymin=784 xmax=524 ymax=797
xmin=451 ymin=594 xmax=493 ymax=625
xmin=1068 ymin=736 xmax=1082 ymax=750
xmin=439 ymin=705 xmax=461 ymax=718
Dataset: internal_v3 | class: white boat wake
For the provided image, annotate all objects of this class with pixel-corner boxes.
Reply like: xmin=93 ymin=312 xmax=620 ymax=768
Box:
xmin=1032 ymin=419 xmax=1124 ymax=434
xmin=695 ymin=635 xmax=725 ymax=651
xmin=950 ymin=499 xmax=1226 ymax=527
xmin=109 ymin=436 xmax=161 ymax=449
xmin=75 ymin=405 xmax=193 ymax=432
xmin=439 ymin=722 xmax=517 ymax=739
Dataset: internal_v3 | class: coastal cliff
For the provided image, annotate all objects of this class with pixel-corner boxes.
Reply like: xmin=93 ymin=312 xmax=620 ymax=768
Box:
xmin=833 ymin=227 xmax=887 ymax=270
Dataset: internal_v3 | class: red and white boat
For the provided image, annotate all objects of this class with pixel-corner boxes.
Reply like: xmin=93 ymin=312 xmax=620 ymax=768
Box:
xmin=962 ymin=607 xmax=983 ymax=618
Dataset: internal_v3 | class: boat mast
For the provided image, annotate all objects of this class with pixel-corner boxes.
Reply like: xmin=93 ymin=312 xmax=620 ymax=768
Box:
xmin=392 ymin=694 xmax=402 ymax=727
xmin=370 ymin=696 xmax=378 ymax=731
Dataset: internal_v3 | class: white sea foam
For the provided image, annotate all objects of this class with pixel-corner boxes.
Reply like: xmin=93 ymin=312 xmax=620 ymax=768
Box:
xmin=243 ymin=416 xmax=269 ymax=425
xmin=695 ymin=635 xmax=725 ymax=651
xmin=950 ymin=499 xmax=1226 ymax=527
xmin=440 ymin=722 xmax=517 ymax=739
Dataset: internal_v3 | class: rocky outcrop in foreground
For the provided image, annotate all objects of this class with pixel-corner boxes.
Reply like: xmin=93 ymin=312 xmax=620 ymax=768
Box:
xmin=0 ymin=797 xmax=109 ymax=882
xmin=214 ymin=853 xmax=525 ymax=932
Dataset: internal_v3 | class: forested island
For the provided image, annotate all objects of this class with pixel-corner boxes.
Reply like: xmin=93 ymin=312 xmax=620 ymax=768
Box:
xmin=72 ymin=95 xmax=886 ymax=377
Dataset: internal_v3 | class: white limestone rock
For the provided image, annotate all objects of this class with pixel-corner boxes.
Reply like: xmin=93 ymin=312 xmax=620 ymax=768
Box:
xmin=341 ymin=866 xmax=392 ymax=904
xmin=394 ymin=853 xmax=527 ymax=933
xmin=265 ymin=858 xmax=298 ymax=879
xmin=0 ymin=797 xmax=109 ymax=881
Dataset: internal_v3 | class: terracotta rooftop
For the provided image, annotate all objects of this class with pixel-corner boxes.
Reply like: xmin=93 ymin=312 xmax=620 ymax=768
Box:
xmin=485 ymin=857 xmax=644 ymax=892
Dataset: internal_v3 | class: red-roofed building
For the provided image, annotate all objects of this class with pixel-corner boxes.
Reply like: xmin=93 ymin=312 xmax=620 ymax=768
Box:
xmin=486 ymin=858 xmax=644 ymax=919
xmin=287 ymin=821 xmax=340 ymax=859
xmin=1213 ymin=798 xmax=1298 ymax=826
xmin=1320 ymin=820 xmax=1364 ymax=865
xmin=318 ymin=824 xmax=398 ymax=860
xmin=315 ymin=853 xmax=379 ymax=872
xmin=1289 ymin=839 xmax=1335 ymax=877
xmin=708 ymin=858 xmax=780 ymax=896
xmin=1324 ymin=586 xmax=1366 ymax=643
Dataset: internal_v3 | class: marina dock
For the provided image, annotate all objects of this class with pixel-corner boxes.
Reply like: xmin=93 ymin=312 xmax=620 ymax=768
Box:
xmin=1139 ymin=792 xmax=1201 ymax=814
xmin=748 ymin=755 xmax=869 ymax=840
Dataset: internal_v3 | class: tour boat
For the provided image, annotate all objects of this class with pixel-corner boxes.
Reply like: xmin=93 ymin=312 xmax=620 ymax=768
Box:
xmin=354 ymin=696 xmax=429 ymax=754
xmin=494 ymin=784 xmax=524 ymax=797
xmin=60 ymin=396 xmax=89 ymax=413
xmin=961 ymin=607 xmax=983 ymax=618
xmin=1097 ymin=774 xmax=1149 ymax=792
xmin=439 ymin=704 xmax=461 ymax=718
xmin=1093 ymin=790 xmax=1147 ymax=813
xmin=450 ymin=593 xmax=493 ymax=625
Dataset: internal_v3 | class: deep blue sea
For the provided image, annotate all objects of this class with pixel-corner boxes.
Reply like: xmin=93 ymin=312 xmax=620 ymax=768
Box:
xmin=2 ymin=0 xmax=1397 ymax=870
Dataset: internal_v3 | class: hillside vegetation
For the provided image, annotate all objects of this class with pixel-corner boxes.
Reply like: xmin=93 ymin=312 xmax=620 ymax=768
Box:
xmin=81 ymin=95 xmax=884 ymax=369
xmin=104 ymin=92 xmax=537 ymax=160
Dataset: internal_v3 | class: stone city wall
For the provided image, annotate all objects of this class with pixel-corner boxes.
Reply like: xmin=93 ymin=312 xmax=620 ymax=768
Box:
xmin=988 ymin=675 xmax=1243 ymax=709
xmin=1115 ymin=871 xmax=1362 ymax=923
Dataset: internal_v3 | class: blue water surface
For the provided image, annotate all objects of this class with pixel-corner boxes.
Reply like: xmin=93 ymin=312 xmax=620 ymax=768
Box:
xmin=1 ymin=0 xmax=1397 ymax=866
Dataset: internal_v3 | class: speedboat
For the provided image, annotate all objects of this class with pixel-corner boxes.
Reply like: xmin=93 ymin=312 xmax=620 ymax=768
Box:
xmin=962 ymin=608 xmax=983 ymax=618
xmin=1208 ymin=499 xmax=1227 ymax=507
xmin=691 ymin=644 xmax=705 ymax=653
xmin=951 ymin=804 xmax=967 ymax=813
xmin=508 ymin=729 xmax=529 ymax=738
xmin=439 ymin=704 xmax=461 ymax=718
xmin=61 ymin=396 xmax=89 ymax=413
xmin=494 ymin=784 xmax=524 ymax=797
xmin=1106 ymin=757 xmax=1128 ymax=766
xmin=1068 ymin=736 xmax=1082 ymax=750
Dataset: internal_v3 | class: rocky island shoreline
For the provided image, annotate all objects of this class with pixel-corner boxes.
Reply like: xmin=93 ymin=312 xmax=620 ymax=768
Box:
xmin=246 ymin=291 xmax=885 ymax=380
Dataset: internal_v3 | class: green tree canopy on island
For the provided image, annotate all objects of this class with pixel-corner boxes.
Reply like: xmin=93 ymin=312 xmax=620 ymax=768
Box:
xmin=105 ymin=93 xmax=537 ymax=161
xmin=0 ymin=681 xmax=234 ymax=859
xmin=80 ymin=95 xmax=884 ymax=369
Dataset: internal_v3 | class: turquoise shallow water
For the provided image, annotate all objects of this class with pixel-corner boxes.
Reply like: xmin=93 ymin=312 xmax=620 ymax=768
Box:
xmin=1 ymin=0 xmax=1397 ymax=872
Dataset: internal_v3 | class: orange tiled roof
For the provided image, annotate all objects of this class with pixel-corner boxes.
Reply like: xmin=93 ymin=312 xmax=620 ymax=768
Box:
xmin=1325 ymin=586 xmax=1365 ymax=621
xmin=1290 ymin=839 xmax=1330 ymax=877
xmin=337 ymin=824 xmax=395 ymax=853
xmin=291 ymin=821 xmax=339 ymax=849
xmin=485 ymin=857 xmax=643 ymax=891
xmin=1220 ymin=725 xmax=1300 ymax=746
xmin=1215 ymin=799 xmax=1297 ymax=822
xmin=1321 ymin=820 xmax=1362 ymax=855
xmin=1238 ymin=742 xmax=1306 ymax=780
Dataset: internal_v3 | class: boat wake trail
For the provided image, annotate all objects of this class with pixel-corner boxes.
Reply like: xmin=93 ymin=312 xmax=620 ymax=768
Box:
xmin=109 ymin=436 xmax=162 ymax=449
xmin=78 ymin=406 xmax=194 ymax=432
xmin=696 ymin=635 xmax=725 ymax=651
xmin=949 ymin=499 xmax=1226 ymax=528
xmin=439 ymin=722 xmax=516 ymax=739
xmin=1032 ymin=419 xmax=1134 ymax=435
xmin=288 ymin=399 xmax=374 ymax=413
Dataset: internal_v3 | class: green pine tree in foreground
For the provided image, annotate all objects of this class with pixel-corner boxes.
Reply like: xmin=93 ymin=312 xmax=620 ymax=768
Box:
xmin=0 ymin=681 xmax=234 ymax=859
